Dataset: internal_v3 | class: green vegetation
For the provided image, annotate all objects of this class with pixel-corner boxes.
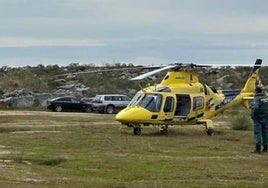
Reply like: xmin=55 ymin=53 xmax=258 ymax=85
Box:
xmin=228 ymin=110 xmax=253 ymax=130
xmin=0 ymin=63 xmax=140 ymax=97
xmin=0 ymin=63 xmax=267 ymax=98
xmin=0 ymin=110 xmax=267 ymax=188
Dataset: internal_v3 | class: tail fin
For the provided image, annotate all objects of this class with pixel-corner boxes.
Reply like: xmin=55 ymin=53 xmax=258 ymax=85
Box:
xmin=242 ymin=59 xmax=262 ymax=93
xmin=241 ymin=59 xmax=262 ymax=109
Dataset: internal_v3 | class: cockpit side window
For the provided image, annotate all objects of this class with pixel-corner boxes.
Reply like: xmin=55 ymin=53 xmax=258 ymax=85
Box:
xmin=164 ymin=96 xmax=175 ymax=112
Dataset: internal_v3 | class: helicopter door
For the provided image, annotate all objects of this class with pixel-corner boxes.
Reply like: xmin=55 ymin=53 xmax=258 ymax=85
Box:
xmin=174 ymin=94 xmax=191 ymax=118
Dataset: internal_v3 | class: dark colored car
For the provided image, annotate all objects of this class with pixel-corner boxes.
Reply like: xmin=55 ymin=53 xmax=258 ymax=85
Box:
xmin=47 ymin=97 xmax=92 ymax=112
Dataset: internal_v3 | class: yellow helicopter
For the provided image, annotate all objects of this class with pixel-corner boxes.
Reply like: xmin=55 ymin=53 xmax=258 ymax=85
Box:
xmin=116 ymin=59 xmax=263 ymax=135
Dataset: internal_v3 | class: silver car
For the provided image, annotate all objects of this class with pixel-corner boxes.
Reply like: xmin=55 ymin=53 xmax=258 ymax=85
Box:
xmin=91 ymin=94 xmax=131 ymax=114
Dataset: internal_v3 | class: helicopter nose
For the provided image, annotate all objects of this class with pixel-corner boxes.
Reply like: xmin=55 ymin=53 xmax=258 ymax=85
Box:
xmin=115 ymin=111 xmax=127 ymax=122
xmin=116 ymin=107 xmax=152 ymax=123
xmin=115 ymin=107 xmax=136 ymax=123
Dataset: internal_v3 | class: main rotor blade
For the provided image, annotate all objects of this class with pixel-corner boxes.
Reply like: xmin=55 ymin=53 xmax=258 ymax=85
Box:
xmin=56 ymin=67 xmax=143 ymax=77
xmin=130 ymin=65 xmax=176 ymax=80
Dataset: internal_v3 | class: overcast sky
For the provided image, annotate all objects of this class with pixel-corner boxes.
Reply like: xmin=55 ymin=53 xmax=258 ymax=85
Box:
xmin=0 ymin=0 xmax=268 ymax=67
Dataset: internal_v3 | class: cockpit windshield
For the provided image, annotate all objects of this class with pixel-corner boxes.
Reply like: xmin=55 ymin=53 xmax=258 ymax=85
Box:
xmin=138 ymin=93 xmax=162 ymax=112
xmin=128 ymin=92 xmax=144 ymax=106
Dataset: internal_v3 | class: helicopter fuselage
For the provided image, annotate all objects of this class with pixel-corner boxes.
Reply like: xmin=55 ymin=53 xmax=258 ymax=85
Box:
xmin=116 ymin=71 xmax=225 ymax=125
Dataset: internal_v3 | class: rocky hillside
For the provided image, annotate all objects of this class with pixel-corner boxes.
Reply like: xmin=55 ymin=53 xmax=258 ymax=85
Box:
xmin=0 ymin=63 xmax=267 ymax=108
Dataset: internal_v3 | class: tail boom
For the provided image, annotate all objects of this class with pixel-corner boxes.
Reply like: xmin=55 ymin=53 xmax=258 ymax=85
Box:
xmin=242 ymin=59 xmax=262 ymax=93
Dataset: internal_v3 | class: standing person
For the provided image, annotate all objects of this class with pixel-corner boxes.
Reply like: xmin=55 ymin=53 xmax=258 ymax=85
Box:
xmin=250 ymin=87 xmax=268 ymax=153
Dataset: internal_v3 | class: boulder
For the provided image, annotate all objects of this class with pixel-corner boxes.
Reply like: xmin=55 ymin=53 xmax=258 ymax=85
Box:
xmin=33 ymin=93 xmax=52 ymax=107
xmin=8 ymin=96 xmax=35 ymax=108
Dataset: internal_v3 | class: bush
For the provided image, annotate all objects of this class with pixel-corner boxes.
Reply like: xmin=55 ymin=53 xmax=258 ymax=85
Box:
xmin=229 ymin=111 xmax=253 ymax=130
xmin=41 ymin=155 xmax=68 ymax=166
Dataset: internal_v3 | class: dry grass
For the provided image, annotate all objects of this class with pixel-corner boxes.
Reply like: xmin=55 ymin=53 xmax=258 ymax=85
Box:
xmin=0 ymin=110 xmax=267 ymax=188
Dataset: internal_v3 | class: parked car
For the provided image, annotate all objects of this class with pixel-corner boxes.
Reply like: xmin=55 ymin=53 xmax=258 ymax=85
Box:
xmin=47 ymin=97 xmax=92 ymax=112
xmin=91 ymin=94 xmax=131 ymax=114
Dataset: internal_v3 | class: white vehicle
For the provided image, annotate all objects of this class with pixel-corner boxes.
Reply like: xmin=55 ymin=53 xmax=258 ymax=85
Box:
xmin=91 ymin=94 xmax=131 ymax=114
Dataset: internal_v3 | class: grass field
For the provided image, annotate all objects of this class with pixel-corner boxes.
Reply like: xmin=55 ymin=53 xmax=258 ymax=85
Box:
xmin=0 ymin=110 xmax=267 ymax=188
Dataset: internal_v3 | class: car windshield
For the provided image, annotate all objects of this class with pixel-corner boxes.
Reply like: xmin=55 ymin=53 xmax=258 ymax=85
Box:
xmin=70 ymin=98 xmax=80 ymax=103
xmin=93 ymin=96 xmax=102 ymax=102
xmin=138 ymin=93 xmax=162 ymax=112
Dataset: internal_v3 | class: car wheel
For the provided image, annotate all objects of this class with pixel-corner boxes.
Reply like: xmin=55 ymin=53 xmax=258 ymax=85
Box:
xmin=85 ymin=106 xmax=93 ymax=113
xmin=55 ymin=106 xmax=62 ymax=112
xmin=106 ymin=105 xmax=114 ymax=114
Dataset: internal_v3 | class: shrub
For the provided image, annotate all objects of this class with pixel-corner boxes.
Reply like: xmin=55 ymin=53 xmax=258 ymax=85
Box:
xmin=41 ymin=155 xmax=68 ymax=166
xmin=229 ymin=111 xmax=253 ymax=130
